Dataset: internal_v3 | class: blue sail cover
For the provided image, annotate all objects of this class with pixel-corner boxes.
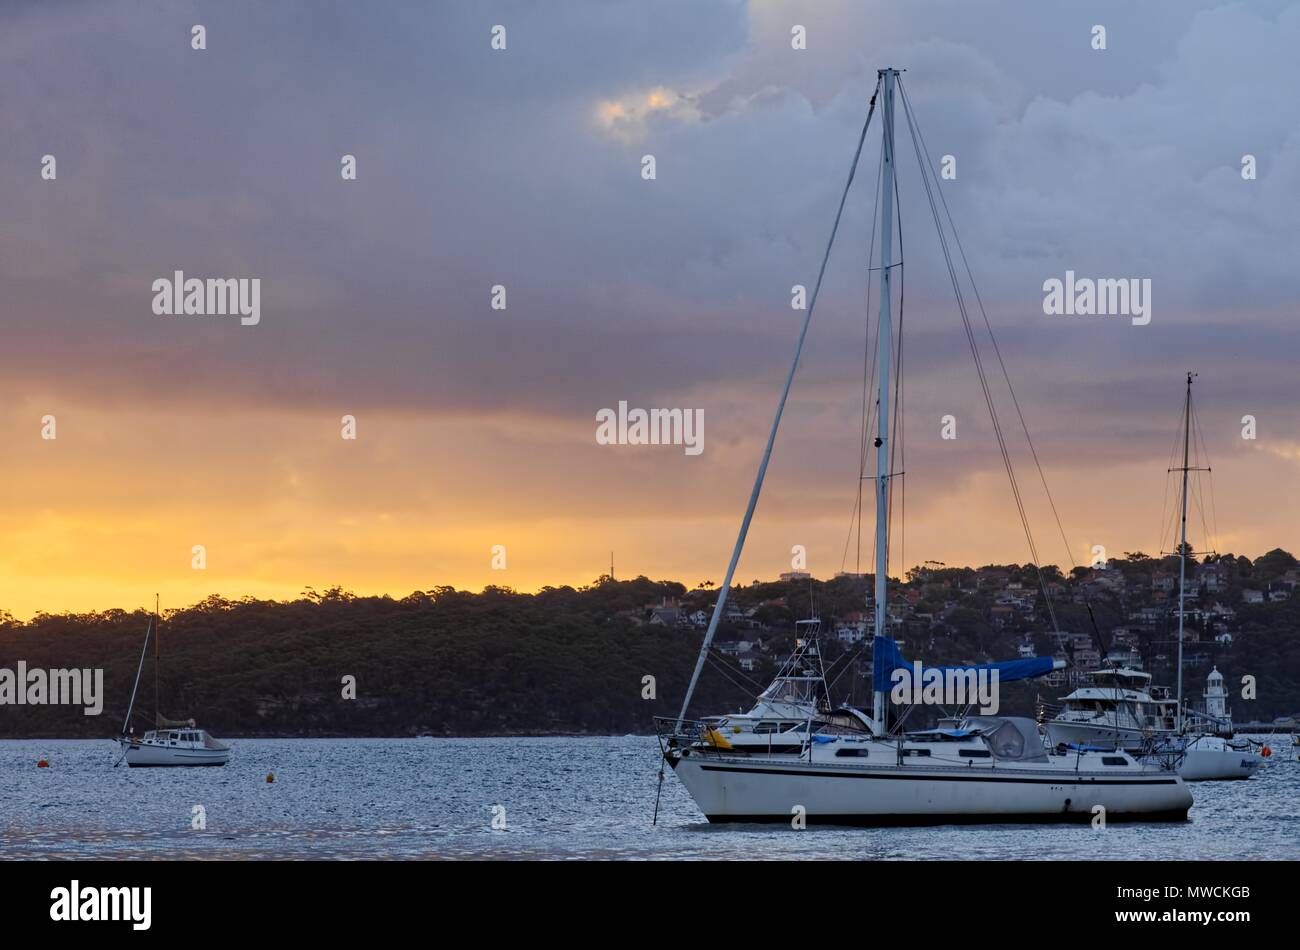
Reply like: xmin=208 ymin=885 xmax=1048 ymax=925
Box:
xmin=871 ymin=636 xmax=1056 ymax=694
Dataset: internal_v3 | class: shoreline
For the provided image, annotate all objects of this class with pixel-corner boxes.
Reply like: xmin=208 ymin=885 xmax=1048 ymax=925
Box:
xmin=0 ymin=731 xmax=659 ymax=742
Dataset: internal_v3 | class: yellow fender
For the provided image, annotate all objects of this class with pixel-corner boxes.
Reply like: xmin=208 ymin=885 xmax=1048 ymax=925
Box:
xmin=703 ymin=727 xmax=733 ymax=750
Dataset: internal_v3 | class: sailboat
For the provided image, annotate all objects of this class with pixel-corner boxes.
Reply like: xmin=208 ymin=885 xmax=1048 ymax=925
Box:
xmin=1143 ymin=375 xmax=1261 ymax=780
xmin=1042 ymin=377 xmax=1263 ymax=779
xmin=116 ymin=597 xmax=230 ymax=767
xmin=657 ymin=67 xmax=1192 ymax=824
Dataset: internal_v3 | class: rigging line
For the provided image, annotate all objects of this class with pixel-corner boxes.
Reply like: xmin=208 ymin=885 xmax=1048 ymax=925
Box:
xmin=896 ymin=81 xmax=1077 ymax=624
xmin=870 ymin=105 xmax=907 ymax=591
xmin=868 ymin=135 xmax=889 ymax=587
xmin=896 ymin=261 xmax=906 ymax=579
xmin=895 ymin=80 xmax=1059 ymax=635
xmin=1189 ymin=400 xmax=1210 ymax=551
xmin=1160 ymin=392 xmax=1189 ymax=555
xmin=848 ymin=149 xmax=886 ymax=576
xmin=710 ymin=643 xmax=770 ymax=690
xmin=1202 ymin=416 xmax=1221 ymax=555
xmin=1163 ymin=459 xmax=1184 ymax=556
xmin=892 ymin=699 xmax=922 ymax=733
xmin=1156 ymin=402 xmax=1179 ymax=560
xmin=887 ymin=153 xmax=906 ymax=583
xmin=880 ymin=154 xmax=904 ymax=580
xmin=675 ymin=76 xmax=882 ymax=726
xmin=1178 ymin=401 xmax=1210 ymax=559
xmin=1160 ymin=473 xmax=1177 ymax=558
xmin=826 ymin=641 xmax=871 ymax=692
xmin=821 ymin=643 xmax=855 ymax=688
xmin=709 ymin=652 xmax=767 ymax=694
xmin=1191 ymin=456 xmax=1210 ymax=554
xmin=837 ymin=175 xmax=878 ymax=577
xmin=859 ymin=308 xmax=883 ymax=572
xmin=896 ymin=82 xmax=1070 ymax=561
xmin=840 ymin=491 xmax=862 ymax=575
xmin=703 ymin=655 xmax=759 ymax=697
xmin=1190 ymin=396 xmax=1219 ymax=553
xmin=857 ymin=152 xmax=889 ymax=577
xmin=705 ymin=649 xmax=766 ymax=694
xmin=898 ymin=333 xmax=906 ymax=581
xmin=1201 ymin=465 xmax=1211 ymax=561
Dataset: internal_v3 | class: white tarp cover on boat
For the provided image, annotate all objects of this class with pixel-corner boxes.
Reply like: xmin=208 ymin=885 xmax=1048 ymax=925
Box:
xmin=964 ymin=717 xmax=1049 ymax=762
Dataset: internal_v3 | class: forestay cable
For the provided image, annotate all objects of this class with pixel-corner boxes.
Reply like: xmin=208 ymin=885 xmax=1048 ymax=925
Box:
xmin=676 ymin=77 xmax=883 ymax=726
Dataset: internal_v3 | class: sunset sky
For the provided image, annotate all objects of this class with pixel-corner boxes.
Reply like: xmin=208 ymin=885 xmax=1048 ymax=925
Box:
xmin=3 ymin=1 xmax=1299 ymax=619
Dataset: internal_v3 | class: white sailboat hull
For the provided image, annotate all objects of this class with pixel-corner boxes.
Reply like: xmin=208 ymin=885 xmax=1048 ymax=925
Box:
xmin=1176 ymin=739 xmax=1262 ymax=781
xmin=118 ymin=738 xmax=229 ymax=767
xmin=669 ymin=752 xmax=1191 ymax=824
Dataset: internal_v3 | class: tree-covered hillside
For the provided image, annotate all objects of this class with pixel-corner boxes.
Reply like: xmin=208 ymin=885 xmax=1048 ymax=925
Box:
xmin=2 ymin=557 xmax=1297 ymax=738
xmin=0 ymin=579 xmax=760 ymax=738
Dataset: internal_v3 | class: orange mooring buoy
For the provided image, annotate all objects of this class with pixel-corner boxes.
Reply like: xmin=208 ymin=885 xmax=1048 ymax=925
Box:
xmin=266 ymin=772 xmax=275 ymax=783
xmin=1261 ymin=746 xmax=1272 ymax=758
xmin=37 ymin=758 xmax=50 ymax=768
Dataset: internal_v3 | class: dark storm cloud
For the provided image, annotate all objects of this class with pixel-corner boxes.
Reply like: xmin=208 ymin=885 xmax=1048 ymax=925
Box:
xmin=2 ymin=0 xmax=1298 ymax=468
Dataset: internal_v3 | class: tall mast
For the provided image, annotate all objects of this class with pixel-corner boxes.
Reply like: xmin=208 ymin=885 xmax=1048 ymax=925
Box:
xmin=871 ymin=68 xmax=898 ymax=733
xmin=1175 ymin=373 xmax=1194 ymax=733
xmin=154 ymin=593 xmax=160 ymax=725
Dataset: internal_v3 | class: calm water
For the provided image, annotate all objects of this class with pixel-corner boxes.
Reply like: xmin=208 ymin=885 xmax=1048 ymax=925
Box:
xmin=2 ymin=736 xmax=1297 ymax=859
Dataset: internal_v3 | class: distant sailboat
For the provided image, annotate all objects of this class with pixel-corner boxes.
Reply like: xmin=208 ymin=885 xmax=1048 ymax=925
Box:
xmin=1036 ymin=376 xmax=1261 ymax=780
xmin=1155 ymin=374 xmax=1261 ymax=780
xmin=116 ymin=596 xmax=230 ymax=767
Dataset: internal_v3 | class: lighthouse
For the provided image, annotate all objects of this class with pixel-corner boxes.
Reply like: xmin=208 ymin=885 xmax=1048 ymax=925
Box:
xmin=1203 ymin=666 xmax=1230 ymax=733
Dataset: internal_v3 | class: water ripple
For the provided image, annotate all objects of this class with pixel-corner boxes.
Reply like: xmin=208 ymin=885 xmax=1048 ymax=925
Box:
xmin=1 ymin=737 xmax=1296 ymax=859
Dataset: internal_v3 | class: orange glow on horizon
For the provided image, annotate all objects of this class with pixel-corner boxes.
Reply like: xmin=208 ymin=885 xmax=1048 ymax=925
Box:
xmin=3 ymin=396 xmax=1296 ymax=620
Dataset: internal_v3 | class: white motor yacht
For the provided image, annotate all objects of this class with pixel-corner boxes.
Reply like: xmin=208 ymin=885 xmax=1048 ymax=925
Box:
xmin=1043 ymin=666 xmax=1261 ymax=780
xmin=698 ymin=622 xmax=833 ymax=754
xmin=1042 ymin=667 xmax=1175 ymax=749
